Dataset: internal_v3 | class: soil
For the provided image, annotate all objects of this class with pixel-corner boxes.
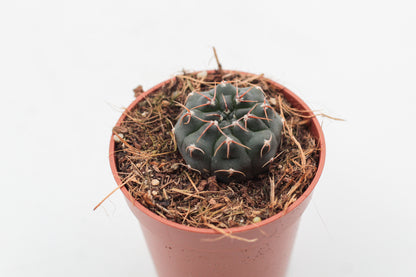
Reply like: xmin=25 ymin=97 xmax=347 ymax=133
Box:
xmin=112 ymin=70 xmax=321 ymax=229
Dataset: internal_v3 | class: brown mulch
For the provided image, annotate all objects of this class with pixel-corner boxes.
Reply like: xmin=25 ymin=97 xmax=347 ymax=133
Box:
xmin=112 ymin=70 xmax=321 ymax=229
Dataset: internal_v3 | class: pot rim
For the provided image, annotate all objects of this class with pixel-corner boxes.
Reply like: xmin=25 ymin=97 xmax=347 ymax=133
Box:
xmin=109 ymin=69 xmax=326 ymax=235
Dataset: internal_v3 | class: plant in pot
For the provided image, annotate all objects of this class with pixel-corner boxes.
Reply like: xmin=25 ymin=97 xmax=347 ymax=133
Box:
xmin=105 ymin=67 xmax=325 ymax=277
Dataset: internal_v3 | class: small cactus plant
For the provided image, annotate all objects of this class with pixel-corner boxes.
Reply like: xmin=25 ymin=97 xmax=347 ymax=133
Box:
xmin=174 ymin=82 xmax=283 ymax=182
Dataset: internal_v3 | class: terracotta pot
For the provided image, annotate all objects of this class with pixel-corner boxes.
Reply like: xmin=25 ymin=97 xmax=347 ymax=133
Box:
xmin=109 ymin=70 xmax=326 ymax=277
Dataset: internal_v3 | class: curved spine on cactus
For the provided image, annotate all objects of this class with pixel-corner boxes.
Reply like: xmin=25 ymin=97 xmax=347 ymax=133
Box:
xmin=174 ymin=82 xmax=283 ymax=183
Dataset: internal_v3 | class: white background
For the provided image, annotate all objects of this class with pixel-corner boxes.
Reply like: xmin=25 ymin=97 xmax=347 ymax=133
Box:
xmin=1 ymin=0 xmax=415 ymax=276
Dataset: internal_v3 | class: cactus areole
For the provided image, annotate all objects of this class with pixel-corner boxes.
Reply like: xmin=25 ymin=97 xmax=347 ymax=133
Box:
xmin=174 ymin=82 xmax=283 ymax=183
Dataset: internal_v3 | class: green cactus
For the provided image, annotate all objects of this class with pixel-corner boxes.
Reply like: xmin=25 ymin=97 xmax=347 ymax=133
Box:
xmin=174 ymin=82 xmax=283 ymax=183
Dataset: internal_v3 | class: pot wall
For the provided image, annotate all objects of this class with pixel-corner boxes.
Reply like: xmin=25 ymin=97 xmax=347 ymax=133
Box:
xmin=126 ymin=192 xmax=312 ymax=277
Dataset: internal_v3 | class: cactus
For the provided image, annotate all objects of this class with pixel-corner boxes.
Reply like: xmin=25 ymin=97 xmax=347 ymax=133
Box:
xmin=174 ymin=82 xmax=283 ymax=183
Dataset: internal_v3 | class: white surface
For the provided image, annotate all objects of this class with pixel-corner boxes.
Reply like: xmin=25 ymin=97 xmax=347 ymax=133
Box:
xmin=1 ymin=0 xmax=415 ymax=276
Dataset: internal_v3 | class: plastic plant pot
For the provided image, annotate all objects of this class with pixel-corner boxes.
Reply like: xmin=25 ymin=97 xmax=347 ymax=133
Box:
xmin=109 ymin=70 xmax=326 ymax=277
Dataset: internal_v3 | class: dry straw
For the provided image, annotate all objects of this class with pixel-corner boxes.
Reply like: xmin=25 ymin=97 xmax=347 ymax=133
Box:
xmin=99 ymin=69 xmax=324 ymax=230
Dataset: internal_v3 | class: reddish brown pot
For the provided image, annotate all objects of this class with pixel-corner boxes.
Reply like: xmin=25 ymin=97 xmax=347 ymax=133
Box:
xmin=109 ymin=70 xmax=326 ymax=277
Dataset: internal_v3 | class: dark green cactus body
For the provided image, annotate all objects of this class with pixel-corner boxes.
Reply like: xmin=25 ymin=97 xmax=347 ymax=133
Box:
xmin=174 ymin=82 xmax=283 ymax=182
